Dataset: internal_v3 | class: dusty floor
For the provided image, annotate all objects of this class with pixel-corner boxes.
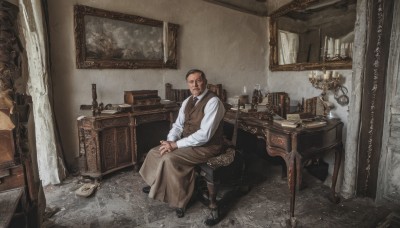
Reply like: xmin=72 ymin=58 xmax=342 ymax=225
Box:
xmin=43 ymin=157 xmax=396 ymax=228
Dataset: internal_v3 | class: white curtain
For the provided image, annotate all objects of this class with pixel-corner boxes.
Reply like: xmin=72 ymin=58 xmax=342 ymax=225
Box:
xmin=278 ymin=30 xmax=299 ymax=64
xmin=19 ymin=0 xmax=67 ymax=185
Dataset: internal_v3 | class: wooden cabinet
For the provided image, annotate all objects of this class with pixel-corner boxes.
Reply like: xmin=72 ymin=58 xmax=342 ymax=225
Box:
xmin=78 ymin=108 xmax=177 ymax=179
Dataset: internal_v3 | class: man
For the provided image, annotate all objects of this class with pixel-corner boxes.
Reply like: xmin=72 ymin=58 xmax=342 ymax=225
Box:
xmin=139 ymin=69 xmax=226 ymax=218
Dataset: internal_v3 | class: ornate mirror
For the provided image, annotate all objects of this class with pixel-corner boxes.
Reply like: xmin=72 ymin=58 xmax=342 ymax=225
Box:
xmin=269 ymin=0 xmax=357 ymax=71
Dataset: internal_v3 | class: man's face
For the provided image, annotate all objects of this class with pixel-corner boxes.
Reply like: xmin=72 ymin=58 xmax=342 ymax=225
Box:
xmin=187 ymin=72 xmax=206 ymax=97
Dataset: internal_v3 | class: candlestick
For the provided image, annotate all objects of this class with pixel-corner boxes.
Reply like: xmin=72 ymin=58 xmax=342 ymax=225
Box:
xmin=334 ymin=39 xmax=340 ymax=56
xmin=308 ymin=71 xmax=343 ymax=117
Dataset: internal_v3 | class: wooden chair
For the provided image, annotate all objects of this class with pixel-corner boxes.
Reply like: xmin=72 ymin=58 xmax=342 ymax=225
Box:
xmin=195 ymin=102 xmax=247 ymax=226
xmin=165 ymin=83 xmax=191 ymax=104
xmin=206 ymin=84 xmax=227 ymax=102
xmin=165 ymin=83 xmax=227 ymax=104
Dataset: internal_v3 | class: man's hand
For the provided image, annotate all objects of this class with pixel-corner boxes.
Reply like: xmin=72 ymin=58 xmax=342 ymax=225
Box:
xmin=159 ymin=140 xmax=177 ymax=155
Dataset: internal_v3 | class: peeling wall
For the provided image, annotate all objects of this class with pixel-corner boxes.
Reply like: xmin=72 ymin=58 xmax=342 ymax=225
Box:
xmin=46 ymin=0 xmax=269 ymax=169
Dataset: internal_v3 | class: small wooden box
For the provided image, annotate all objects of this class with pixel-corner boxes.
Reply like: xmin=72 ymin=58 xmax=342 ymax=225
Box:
xmin=124 ymin=90 xmax=161 ymax=105
xmin=0 ymin=130 xmax=15 ymax=168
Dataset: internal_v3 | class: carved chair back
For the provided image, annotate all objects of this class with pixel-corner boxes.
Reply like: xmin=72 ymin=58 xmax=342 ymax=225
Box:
xmin=165 ymin=83 xmax=227 ymax=104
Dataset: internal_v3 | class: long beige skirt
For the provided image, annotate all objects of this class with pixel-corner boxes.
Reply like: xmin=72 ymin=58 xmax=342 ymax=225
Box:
xmin=139 ymin=144 xmax=221 ymax=209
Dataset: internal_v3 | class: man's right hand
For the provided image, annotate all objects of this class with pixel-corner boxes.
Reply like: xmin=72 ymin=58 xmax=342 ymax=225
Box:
xmin=159 ymin=140 xmax=177 ymax=155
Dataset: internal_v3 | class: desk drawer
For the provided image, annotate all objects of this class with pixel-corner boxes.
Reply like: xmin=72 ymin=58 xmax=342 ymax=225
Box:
xmin=99 ymin=117 xmax=130 ymax=129
xmin=136 ymin=113 xmax=168 ymax=125
xmin=0 ymin=165 xmax=25 ymax=192
xmin=266 ymin=130 xmax=290 ymax=152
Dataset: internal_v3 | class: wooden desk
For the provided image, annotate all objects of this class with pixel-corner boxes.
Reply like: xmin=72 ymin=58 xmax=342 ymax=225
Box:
xmin=224 ymin=110 xmax=343 ymax=223
xmin=77 ymin=108 xmax=178 ymax=179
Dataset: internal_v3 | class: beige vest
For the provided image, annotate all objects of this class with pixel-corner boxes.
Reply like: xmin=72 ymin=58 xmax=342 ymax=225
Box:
xmin=182 ymin=91 xmax=223 ymax=147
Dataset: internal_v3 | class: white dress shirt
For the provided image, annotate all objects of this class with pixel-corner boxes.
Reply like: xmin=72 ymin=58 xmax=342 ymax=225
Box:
xmin=167 ymin=89 xmax=226 ymax=148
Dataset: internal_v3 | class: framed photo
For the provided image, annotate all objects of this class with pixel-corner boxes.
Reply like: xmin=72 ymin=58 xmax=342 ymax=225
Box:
xmin=74 ymin=5 xmax=179 ymax=69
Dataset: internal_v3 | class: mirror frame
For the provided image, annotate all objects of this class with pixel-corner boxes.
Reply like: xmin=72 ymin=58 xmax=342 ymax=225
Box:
xmin=269 ymin=0 xmax=353 ymax=71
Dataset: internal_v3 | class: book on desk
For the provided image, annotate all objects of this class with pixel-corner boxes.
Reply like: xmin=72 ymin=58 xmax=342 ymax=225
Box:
xmin=273 ymin=113 xmax=327 ymax=129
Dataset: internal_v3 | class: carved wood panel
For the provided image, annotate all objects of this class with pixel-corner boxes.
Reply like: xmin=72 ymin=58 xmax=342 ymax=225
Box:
xmin=357 ymin=0 xmax=394 ymax=197
xmin=83 ymin=129 xmax=98 ymax=173
xmin=116 ymin=127 xmax=132 ymax=165
xmin=101 ymin=128 xmax=117 ymax=171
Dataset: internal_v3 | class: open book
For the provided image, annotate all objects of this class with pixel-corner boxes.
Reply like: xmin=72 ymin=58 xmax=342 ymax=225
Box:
xmin=273 ymin=119 xmax=300 ymax=128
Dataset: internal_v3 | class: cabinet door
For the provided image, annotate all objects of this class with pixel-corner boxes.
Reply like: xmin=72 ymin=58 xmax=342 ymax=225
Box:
xmin=100 ymin=126 xmax=132 ymax=172
xmin=115 ymin=127 xmax=133 ymax=167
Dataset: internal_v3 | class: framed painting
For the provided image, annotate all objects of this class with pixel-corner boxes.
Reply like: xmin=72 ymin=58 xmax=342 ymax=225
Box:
xmin=74 ymin=5 xmax=179 ymax=69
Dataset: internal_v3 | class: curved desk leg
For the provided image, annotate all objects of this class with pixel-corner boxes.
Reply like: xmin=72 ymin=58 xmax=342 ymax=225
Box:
xmin=296 ymin=153 xmax=304 ymax=191
xmin=329 ymin=143 xmax=343 ymax=203
xmin=288 ymin=133 xmax=298 ymax=226
xmin=287 ymin=153 xmax=296 ymax=218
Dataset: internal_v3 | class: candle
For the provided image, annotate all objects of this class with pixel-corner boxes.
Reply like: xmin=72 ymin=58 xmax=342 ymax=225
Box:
xmin=335 ymin=39 xmax=340 ymax=56
xmin=323 ymin=71 xmax=331 ymax=80
xmin=328 ymin=38 xmax=334 ymax=58
xmin=340 ymin=43 xmax=344 ymax=57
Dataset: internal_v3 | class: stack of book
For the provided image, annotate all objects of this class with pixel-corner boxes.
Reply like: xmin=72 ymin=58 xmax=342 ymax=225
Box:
xmin=101 ymin=104 xmax=132 ymax=114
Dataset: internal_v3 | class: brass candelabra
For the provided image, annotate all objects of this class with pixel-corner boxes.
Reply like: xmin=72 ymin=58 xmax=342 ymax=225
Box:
xmin=308 ymin=71 xmax=342 ymax=117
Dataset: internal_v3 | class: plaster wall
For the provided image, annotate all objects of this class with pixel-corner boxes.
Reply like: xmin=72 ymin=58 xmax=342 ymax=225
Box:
xmin=46 ymin=0 xmax=269 ymax=168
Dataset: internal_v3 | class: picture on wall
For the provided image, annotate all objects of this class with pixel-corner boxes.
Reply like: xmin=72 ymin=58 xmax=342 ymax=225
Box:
xmin=74 ymin=5 xmax=179 ymax=69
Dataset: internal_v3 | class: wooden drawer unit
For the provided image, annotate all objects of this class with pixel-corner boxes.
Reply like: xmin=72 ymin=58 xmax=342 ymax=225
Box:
xmin=78 ymin=108 xmax=177 ymax=179
xmin=0 ymin=165 xmax=25 ymax=192
xmin=78 ymin=114 xmax=135 ymax=179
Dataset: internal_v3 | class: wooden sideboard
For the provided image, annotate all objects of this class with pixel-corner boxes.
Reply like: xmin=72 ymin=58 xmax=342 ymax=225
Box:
xmin=224 ymin=110 xmax=343 ymax=224
xmin=77 ymin=108 xmax=178 ymax=179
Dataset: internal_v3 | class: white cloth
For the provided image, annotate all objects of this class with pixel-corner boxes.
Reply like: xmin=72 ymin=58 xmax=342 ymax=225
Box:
xmin=278 ymin=30 xmax=299 ymax=64
xmin=167 ymin=89 xmax=225 ymax=148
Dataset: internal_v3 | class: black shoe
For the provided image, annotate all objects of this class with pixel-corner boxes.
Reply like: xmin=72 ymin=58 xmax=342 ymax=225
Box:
xmin=204 ymin=209 xmax=220 ymax=226
xmin=175 ymin=208 xmax=185 ymax=218
xmin=142 ymin=186 xmax=150 ymax=194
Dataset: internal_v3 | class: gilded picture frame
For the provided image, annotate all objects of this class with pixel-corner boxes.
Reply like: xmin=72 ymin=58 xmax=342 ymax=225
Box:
xmin=74 ymin=5 xmax=179 ymax=69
